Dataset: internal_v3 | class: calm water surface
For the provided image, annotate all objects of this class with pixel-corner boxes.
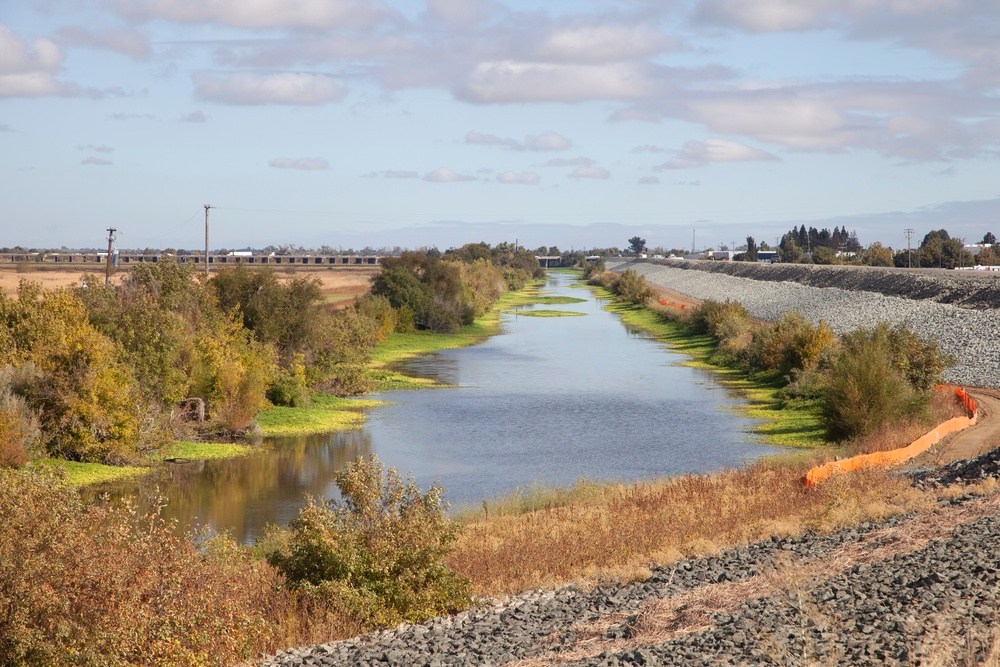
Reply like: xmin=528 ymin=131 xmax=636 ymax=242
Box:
xmin=98 ymin=272 xmax=779 ymax=543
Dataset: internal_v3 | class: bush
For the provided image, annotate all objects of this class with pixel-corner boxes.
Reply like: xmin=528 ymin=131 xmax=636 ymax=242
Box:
xmin=0 ymin=470 xmax=280 ymax=666
xmin=740 ymin=311 xmax=834 ymax=377
xmin=582 ymin=258 xmax=606 ymax=280
xmin=688 ymin=299 xmax=751 ymax=340
xmin=354 ymin=294 xmax=398 ymax=341
xmin=267 ymin=353 xmax=312 ymax=408
xmin=610 ymin=269 xmax=654 ymax=305
xmin=266 ymin=455 xmax=471 ymax=627
xmin=822 ymin=335 xmax=928 ymax=441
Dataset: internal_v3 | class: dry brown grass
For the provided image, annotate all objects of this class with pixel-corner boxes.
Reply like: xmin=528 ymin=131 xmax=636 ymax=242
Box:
xmin=844 ymin=389 xmax=969 ymax=457
xmin=506 ymin=486 xmax=1000 ymax=667
xmin=448 ymin=463 xmax=932 ymax=597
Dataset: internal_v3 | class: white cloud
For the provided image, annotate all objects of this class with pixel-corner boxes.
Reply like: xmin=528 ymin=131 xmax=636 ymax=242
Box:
xmin=425 ymin=0 xmax=496 ymax=26
xmin=465 ymin=131 xmax=518 ymax=148
xmin=0 ymin=24 xmax=80 ymax=98
xmin=535 ymin=24 xmax=680 ymax=63
xmin=56 ymin=26 xmax=151 ymax=60
xmin=569 ymin=166 xmax=610 ymax=179
xmin=114 ymin=0 xmax=394 ymax=30
xmin=657 ymin=138 xmax=779 ymax=169
xmin=694 ymin=0 xmax=840 ymax=32
xmin=632 ymin=144 xmax=669 ymax=154
xmin=193 ymin=72 xmax=348 ymax=105
xmin=181 ymin=110 xmax=207 ymax=122
xmin=465 ymin=130 xmax=572 ymax=151
xmin=496 ymin=171 xmax=540 ymax=185
xmin=524 ymin=131 xmax=572 ymax=151
xmin=81 ymin=156 xmax=113 ymax=166
xmin=424 ymin=167 xmax=477 ymax=182
xmin=269 ymin=157 xmax=329 ymax=170
xmin=638 ymin=176 xmax=660 ymax=184
xmin=458 ymin=61 xmax=660 ymax=104
xmin=0 ymin=25 xmax=62 ymax=75
xmin=383 ymin=170 xmax=420 ymax=179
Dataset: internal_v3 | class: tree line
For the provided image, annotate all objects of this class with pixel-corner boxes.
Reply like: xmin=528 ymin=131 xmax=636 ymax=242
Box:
xmin=0 ymin=243 xmax=540 ymax=468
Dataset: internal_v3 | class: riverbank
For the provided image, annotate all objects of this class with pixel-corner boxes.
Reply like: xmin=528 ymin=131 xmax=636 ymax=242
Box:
xmin=609 ymin=259 xmax=1000 ymax=389
xmin=263 ymin=464 xmax=1000 ymax=667
xmin=44 ymin=280 xmax=551 ymax=486
xmin=587 ymin=279 xmax=826 ymax=450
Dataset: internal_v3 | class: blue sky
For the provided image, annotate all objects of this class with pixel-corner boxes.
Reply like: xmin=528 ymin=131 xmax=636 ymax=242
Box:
xmin=2 ymin=0 xmax=999 ymax=252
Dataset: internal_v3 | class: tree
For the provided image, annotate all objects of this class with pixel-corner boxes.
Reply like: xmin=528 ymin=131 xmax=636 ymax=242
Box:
xmin=984 ymin=232 xmax=997 ymax=245
xmin=627 ymin=236 xmax=647 ymax=256
xmin=744 ymin=236 xmax=758 ymax=262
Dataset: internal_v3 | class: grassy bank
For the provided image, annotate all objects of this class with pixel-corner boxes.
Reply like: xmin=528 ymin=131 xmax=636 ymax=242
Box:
xmin=367 ymin=280 xmax=548 ymax=391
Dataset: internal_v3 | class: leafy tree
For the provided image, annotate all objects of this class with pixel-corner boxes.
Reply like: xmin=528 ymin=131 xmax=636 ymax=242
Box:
xmin=983 ymin=232 xmax=996 ymax=245
xmin=627 ymin=236 xmax=647 ymax=255
xmin=744 ymin=236 xmax=758 ymax=262
xmin=861 ymin=242 xmax=893 ymax=267
xmin=191 ymin=309 xmax=277 ymax=433
xmin=0 ymin=285 xmax=147 ymax=463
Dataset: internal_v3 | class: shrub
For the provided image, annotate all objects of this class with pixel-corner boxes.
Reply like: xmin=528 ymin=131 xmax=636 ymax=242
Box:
xmin=266 ymin=455 xmax=471 ymax=627
xmin=192 ymin=310 xmax=277 ymax=433
xmin=0 ymin=470 xmax=280 ymax=666
xmin=688 ymin=299 xmax=751 ymax=340
xmin=822 ymin=335 xmax=928 ymax=441
xmin=354 ymin=294 xmax=398 ymax=341
xmin=267 ymin=353 xmax=312 ymax=408
xmin=740 ymin=311 xmax=834 ymax=377
xmin=582 ymin=258 xmax=606 ymax=280
xmin=610 ymin=269 xmax=654 ymax=305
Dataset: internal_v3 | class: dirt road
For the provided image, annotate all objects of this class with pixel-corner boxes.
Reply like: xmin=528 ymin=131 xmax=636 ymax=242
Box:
xmin=935 ymin=387 xmax=1000 ymax=463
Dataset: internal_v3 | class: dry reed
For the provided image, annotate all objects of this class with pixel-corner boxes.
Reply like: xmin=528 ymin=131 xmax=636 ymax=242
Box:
xmin=448 ymin=462 xmax=930 ymax=596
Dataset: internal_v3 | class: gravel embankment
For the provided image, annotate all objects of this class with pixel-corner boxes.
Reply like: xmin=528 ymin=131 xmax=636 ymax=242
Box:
xmin=607 ymin=259 xmax=1000 ymax=389
xmin=260 ymin=265 xmax=1000 ymax=667
xmin=262 ymin=456 xmax=1000 ymax=667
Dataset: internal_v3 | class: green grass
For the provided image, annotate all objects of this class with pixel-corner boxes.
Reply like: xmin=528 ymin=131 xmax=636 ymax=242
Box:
xmin=599 ymin=290 xmax=825 ymax=449
xmin=508 ymin=309 xmax=585 ymax=318
xmin=153 ymin=440 xmax=257 ymax=461
xmin=27 ymin=459 xmax=151 ymax=487
xmin=367 ymin=281 xmax=548 ymax=391
xmin=256 ymin=395 xmax=380 ymax=437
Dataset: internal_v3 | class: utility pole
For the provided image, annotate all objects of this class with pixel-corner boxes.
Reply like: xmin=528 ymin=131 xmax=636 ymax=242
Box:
xmin=105 ymin=227 xmax=117 ymax=286
xmin=204 ymin=204 xmax=212 ymax=279
xmin=691 ymin=228 xmax=696 ymax=255
xmin=904 ymin=228 xmax=914 ymax=268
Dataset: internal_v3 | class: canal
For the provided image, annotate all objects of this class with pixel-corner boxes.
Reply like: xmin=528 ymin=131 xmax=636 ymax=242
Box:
xmin=97 ymin=272 xmax=778 ymax=543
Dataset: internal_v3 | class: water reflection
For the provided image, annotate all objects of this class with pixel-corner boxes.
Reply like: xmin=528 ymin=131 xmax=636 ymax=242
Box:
xmin=95 ymin=272 xmax=781 ymax=544
xmin=91 ymin=431 xmax=372 ymax=544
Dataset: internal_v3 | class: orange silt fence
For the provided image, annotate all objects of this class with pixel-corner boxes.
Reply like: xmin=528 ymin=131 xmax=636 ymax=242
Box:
xmin=803 ymin=386 xmax=978 ymax=487
xmin=658 ymin=299 xmax=688 ymax=310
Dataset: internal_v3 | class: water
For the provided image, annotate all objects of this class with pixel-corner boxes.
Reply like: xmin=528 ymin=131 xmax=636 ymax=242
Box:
xmin=95 ymin=273 xmax=778 ymax=543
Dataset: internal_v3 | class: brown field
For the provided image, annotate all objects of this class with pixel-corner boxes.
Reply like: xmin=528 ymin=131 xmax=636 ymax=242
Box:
xmin=0 ymin=264 xmax=378 ymax=305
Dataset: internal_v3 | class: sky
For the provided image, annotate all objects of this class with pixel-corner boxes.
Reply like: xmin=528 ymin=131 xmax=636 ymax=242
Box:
xmin=2 ymin=0 xmax=999 ymax=253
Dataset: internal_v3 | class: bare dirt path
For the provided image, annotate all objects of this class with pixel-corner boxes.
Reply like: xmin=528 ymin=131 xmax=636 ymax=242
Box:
xmin=934 ymin=387 xmax=1000 ymax=463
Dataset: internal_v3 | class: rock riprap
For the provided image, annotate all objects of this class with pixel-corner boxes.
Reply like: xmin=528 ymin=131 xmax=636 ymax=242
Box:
xmin=607 ymin=259 xmax=1000 ymax=389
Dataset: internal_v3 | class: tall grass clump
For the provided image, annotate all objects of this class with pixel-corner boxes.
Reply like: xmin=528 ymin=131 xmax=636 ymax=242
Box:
xmin=264 ymin=455 xmax=471 ymax=628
